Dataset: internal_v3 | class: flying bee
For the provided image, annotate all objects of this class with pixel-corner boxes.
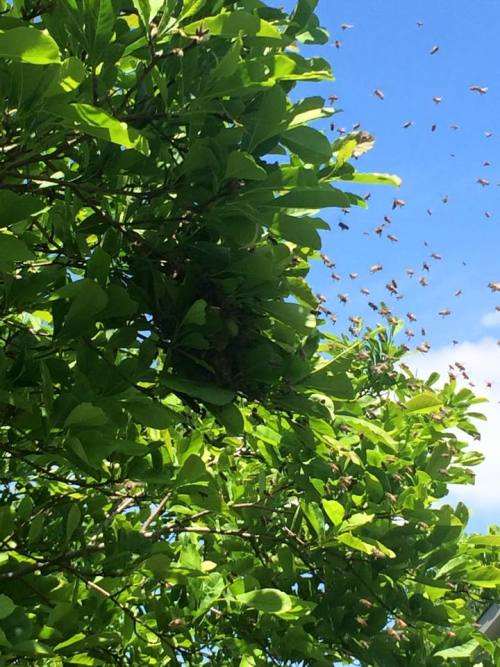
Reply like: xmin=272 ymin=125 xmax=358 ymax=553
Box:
xmin=454 ymin=289 xmax=462 ymax=297
xmin=438 ymin=308 xmax=451 ymax=317
xmin=340 ymin=22 xmax=353 ymax=30
xmin=387 ymin=234 xmax=399 ymax=242
xmin=488 ymin=282 xmax=500 ymax=292
xmin=450 ymin=123 xmax=459 ymax=130
xmin=373 ymin=88 xmax=385 ymax=100
xmin=334 ymin=40 xmax=342 ymax=48
xmin=386 ymin=280 xmax=398 ymax=294
xmin=384 ymin=215 xmax=392 ymax=224
xmin=349 ymin=272 xmax=359 ymax=280
xmin=405 ymin=329 xmax=415 ymax=338
xmin=426 ymin=208 xmax=432 ymax=215
xmin=483 ymin=160 xmax=491 ymax=167
xmin=403 ymin=120 xmax=413 ymax=128
xmin=441 ymin=194 xmax=449 ymax=203
xmin=430 ymin=46 xmax=439 ymax=55
xmin=431 ymin=123 xmax=437 ymax=132
xmin=470 ymin=85 xmax=488 ymax=95
xmin=374 ymin=226 xmax=384 ymax=236
xmin=422 ymin=261 xmax=430 ymax=271
xmin=370 ymin=263 xmax=383 ymax=273
xmin=432 ymin=96 xmax=443 ymax=104
xmin=407 ymin=312 xmax=417 ymax=322
xmin=360 ymin=287 xmax=370 ymax=296
xmin=485 ymin=211 xmax=492 ymax=219
xmin=338 ymin=293 xmax=349 ymax=304
xmin=331 ymin=273 xmax=341 ymax=281
xmin=368 ymin=301 xmax=378 ymax=311
xmin=392 ymin=198 xmax=405 ymax=209
xmin=431 ymin=253 xmax=442 ymax=260
xmin=477 ymin=177 xmax=490 ymax=186
xmin=405 ymin=268 xmax=415 ymax=277
xmin=419 ymin=276 xmax=429 ymax=287
xmin=338 ymin=221 xmax=349 ymax=231
xmin=484 ymin=131 xmax=493 ymax=138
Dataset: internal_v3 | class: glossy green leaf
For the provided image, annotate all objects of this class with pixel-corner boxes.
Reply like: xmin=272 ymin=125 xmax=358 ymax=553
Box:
xmin=49 ymin=103 xmax=150 ymax=154
xmin=281 ymin=126 xmax=332 ymax=164
xmin=235 ymin=589 xmax=293 ymax=614
xmin=434 ymin=640 xmax=479 ymax=659
xmin=0 ymin=27 xmax=60 ymax=64
xmin=0 ymin=233 xmax=34 ymax=262
xmin=406 ymin=392 xmax=443 ymax=414
xmin=321 ymin=499 xmax=345 ymax=526
xmin=225 ymin=151 xmax=267 ymax=180
xmin=184 ymin=11 xmax=282 ymax=41
xmin=0 ymin=595 xmax=15 ymax=620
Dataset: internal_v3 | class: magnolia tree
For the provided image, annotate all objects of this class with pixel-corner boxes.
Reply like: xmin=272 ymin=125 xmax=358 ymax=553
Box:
xmin=0 ymin=0 xmax=498 ymax=665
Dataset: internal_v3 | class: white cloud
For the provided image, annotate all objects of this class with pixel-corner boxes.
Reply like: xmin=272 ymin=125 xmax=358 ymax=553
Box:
xmin=481 ymin=310 xmax=500 ymax=327
xmin=407 ymin=337 xmax=500 ymax=522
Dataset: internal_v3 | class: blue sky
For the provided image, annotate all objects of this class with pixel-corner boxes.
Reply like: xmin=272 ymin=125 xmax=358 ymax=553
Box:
xmin=278 ymin=1 xmax=500 ymax=533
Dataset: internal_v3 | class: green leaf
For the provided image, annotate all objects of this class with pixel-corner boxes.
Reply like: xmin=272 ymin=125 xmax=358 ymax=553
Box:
xmin=321 ymin=499 xmax=345 ymax=526
xmin=246 ymin=86 xmax=287 ymax=152
xmin=235 ymin=589 xmax=292 ymax=614
xmin=340 ymin=513 xmax=375 ymax=532
xmin=0 ymin=594 xmax=15 ymax=620
xmin=181 ymin=0 xmax=208 ymax=21
xmin=263 ymin=301 xmax=316 ymax=335
xmin=336 ymin=416 xmax=396 ymax=450
xmin=289 ymin=96 xmax=334 ymax=128
xmin=65 ymin=403 xmax=108 ymax=428
xmin=469 ymin=535 xmax=500 ymax=547
xmin=49 ymin=103 xmax=150 ymax=155
xmin=126 ymin=400 xmax=176 ymax=429
xmin=337 ymin=533 xmax=376 ymax=555
xmin=434 ymin=640 xmax=479 ymax=659
xmin=296 ymin=370 xmax=354 ymax=399
xmin=62 ymin=279 xmax=108 ymax=330
xmin=0 ymin=192 xmax=45 ymax=227
xmin=184 ymin=11 xmax=282 ymax=41
xmin=272 ymin=186 xmax=366 ymax=210
xmin=0 ymin=233 xmax=34 ymax=263
xmin=464 ymin=565 xmax=500 ymax=587
xmin=162 ymin=376 xmax=234 ymax=405
xmin=89 ymin=0 xmax=116 ymax=60
xmin=338 ymin=171 xmax=402 ymax=187
xmin=281 ymin=126 xmax=332 ymax=164
xmin=45 ymin=57 xmax=86 ymax=96
xmin=210 ymin=403 xmax=244 ymax=435
xmin=181 ymin=300 xmax=207 ymax=327
xmin=66 ymin=504 xmax=82 ymax=541
xmin=0 ymin=27 xmax=60 ymax=64
xmin=278 ymin=215 xmax=322 ymax=249
xmin=225 ymin=151 xmax=267 ymax=180
xmin=406 ymin=392 xmax=443 ymax=414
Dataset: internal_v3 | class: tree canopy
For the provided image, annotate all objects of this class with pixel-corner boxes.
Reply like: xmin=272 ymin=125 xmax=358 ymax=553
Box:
xmin=0 ymin=0 xmax=498 ymax=665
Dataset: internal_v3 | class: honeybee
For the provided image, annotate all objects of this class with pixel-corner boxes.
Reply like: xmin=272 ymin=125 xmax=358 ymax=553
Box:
xmin=430 ymin=45 xmax=439 ymax=55
xmin=373 ymin=89 xmax=385 ymax=100
xmin=470 ymin=85 xmax=488 ymax=95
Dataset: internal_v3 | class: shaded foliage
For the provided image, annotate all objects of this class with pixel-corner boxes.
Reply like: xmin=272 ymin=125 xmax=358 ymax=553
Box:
xmin=0 ymin=0 xmax=498 ymax=665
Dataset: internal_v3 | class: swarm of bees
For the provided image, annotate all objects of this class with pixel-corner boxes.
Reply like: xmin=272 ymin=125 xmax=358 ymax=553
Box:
xmin=319 ymin=13 xmax=499 ymax=393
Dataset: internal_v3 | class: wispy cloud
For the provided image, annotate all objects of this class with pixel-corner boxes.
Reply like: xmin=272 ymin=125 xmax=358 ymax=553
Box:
xmin=407 ymin=337 xmax=500 ymax=527
xmin=481 ymin=310 xmax=500 ymax=328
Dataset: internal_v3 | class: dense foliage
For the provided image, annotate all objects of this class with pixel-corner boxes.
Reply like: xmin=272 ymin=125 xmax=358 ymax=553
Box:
xmin=0 ymin=0 xmax=498 ymax=665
